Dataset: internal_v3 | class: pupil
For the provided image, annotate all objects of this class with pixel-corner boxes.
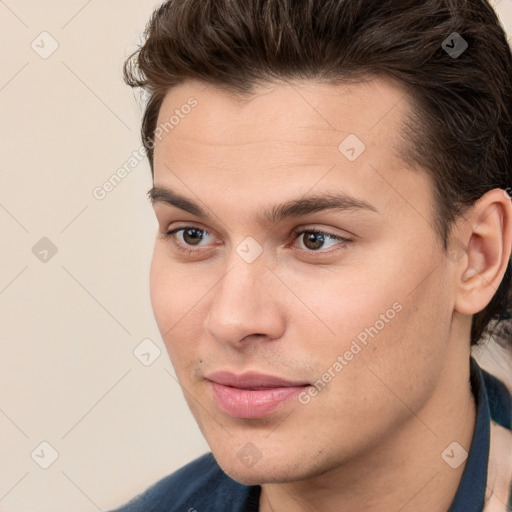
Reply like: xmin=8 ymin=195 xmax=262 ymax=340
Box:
xmin=305 ymin=233 xmax=324 ymax=250
xmin=184 ymin=229 xmax=202 ymax=245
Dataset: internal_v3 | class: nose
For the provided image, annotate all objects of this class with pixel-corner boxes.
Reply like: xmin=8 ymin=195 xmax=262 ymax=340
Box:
xmin=203 ymin=251 xmax=286 ymax=348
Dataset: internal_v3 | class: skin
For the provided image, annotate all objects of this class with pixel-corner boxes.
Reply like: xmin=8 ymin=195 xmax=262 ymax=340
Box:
xmin=148 ymin=76 xmax=512 ymax=512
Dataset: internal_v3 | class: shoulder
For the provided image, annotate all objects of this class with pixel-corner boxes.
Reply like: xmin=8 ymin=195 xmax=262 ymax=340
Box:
xmin=108 ymin=452 xmax=256 ymax=512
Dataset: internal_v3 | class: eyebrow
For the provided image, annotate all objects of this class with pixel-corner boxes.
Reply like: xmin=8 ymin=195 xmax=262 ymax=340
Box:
xmin=147 ymin=185 xmax=379 ymax=225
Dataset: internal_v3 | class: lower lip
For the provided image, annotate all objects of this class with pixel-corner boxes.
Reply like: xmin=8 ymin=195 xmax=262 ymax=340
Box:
xmin=209 ymin=382 xmax=306 ymax=419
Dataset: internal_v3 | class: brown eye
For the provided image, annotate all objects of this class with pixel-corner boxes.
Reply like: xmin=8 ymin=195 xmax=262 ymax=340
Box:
xmin=292 ymin=228 xmax=351 ymax=253
xmin=162 ymin=226 xmax=213 ymax=252
xmin=302 ymin=232 xmax=326 ymax=251
xmin=181 ymin=228 xmax=205 ymax=246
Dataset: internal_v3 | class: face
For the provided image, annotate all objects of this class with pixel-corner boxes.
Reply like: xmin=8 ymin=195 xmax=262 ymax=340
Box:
xmin=149 ymin=76 xmax=458 ymax=484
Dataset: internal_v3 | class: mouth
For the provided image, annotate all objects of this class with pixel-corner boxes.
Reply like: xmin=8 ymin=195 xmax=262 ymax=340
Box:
xmin=205 ymin=371 xmax=311 ymax=419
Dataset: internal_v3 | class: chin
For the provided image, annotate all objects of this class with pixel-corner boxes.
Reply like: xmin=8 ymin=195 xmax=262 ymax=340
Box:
xmin=211 ymin=447 xmax=314 ymax=485
xmin=220 ymin=466 xmax=269 ymax=486
xmin=218 ymin=462 xmax=296 ymax=486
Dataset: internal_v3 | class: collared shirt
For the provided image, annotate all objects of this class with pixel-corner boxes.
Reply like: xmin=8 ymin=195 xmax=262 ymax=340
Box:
xmin=110 ymin=358 xmax=512 ymax=512
xmin=450 ymin=358 xmax=512 ymax=511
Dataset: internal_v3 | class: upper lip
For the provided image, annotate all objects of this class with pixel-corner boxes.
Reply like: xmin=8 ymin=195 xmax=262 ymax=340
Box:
xmin=206 ymin=371 xmax=310 ymax=389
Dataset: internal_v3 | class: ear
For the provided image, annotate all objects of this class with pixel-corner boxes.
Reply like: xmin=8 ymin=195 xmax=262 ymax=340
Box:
xmin=453 ymin=188 xmax=512 ymax=316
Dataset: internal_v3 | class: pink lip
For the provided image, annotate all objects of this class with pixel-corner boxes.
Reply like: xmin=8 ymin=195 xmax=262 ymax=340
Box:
xmin=206 ymin=371 xmax=310 ymax=419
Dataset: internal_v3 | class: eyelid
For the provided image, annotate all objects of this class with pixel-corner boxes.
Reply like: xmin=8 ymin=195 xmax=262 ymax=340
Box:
xmin=290 ymin=224 xmax=355 ymax=240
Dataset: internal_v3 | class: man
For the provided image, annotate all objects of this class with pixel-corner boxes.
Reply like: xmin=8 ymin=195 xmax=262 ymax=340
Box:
xmin=110 ymin=0 xmax=512 ymax=510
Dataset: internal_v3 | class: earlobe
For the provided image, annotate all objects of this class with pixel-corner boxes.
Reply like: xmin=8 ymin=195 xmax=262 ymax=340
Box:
xmin=454 ymin=189 xmax=512 ymax=315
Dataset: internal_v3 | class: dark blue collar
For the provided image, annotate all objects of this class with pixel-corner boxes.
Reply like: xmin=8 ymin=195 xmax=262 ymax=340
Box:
xmin=448 ymin=357 xmax=491 ymax=512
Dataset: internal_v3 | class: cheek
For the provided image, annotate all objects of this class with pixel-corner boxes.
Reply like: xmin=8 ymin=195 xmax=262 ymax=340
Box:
xmin=332 ymin=269 xmax=451 ymax=408
xmin=149 ymin=248 xmax=200 ymax=363
xmin=282 ymin=248 xmax=451 ymax=392
xmin=276 ymin=261 xmax=406 ymax=356
xmin=149 ymin=246 xmax=204 ymax=329
xmin=149 ymin=248 xmax=172 ymax=330
xmin=284 ymin=273 xmax=451 ymax=456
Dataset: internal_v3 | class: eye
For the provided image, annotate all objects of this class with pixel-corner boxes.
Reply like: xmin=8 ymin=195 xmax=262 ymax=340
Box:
xmin=160 ymin=225 xmax=352 ymax=255
xmin=290 ymin=227 xmax=352 ymax=252
xmin=161 ymin=226 xmax=215 ymax=253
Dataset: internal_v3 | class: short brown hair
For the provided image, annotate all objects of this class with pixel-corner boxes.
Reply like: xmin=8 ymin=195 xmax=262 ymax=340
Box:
xmin=124 ymin=0 xmax=512 ymax=347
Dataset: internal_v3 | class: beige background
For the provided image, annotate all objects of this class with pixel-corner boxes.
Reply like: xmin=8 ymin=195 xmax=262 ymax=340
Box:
xmin=0 ymin=1 xmax=511 ymax=510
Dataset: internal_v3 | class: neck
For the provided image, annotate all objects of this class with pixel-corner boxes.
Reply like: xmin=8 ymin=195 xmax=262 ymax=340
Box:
xmin=259 ymin=343 xmax=477 ymax=512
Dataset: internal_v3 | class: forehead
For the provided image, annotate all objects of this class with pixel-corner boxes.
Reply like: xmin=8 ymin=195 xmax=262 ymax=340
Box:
xmin=152 ymin=76 xmax=434 ymax=231
xmin=155 ymin=75 xmax=411 ymax=156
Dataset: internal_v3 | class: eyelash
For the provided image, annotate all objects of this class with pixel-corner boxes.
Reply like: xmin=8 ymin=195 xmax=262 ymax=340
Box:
xmin=160 ymin=225 xmax=353 ymax=255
